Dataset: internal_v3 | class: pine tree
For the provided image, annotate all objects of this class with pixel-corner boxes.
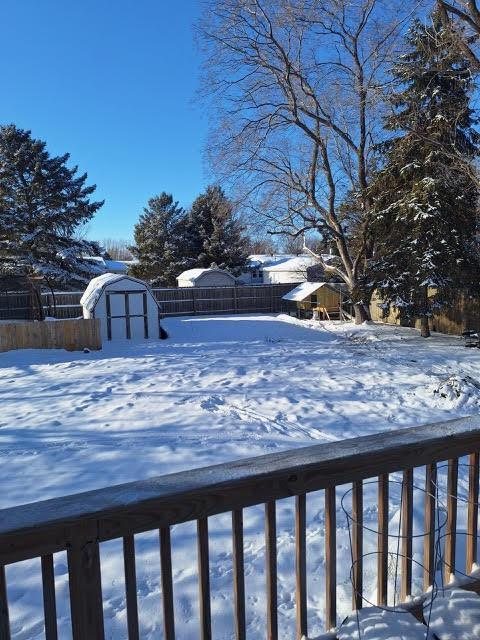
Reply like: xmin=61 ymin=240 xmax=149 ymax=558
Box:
xmin=370 ymin=15 xmax=480 ymax=337
xmin=129 ymin=193 xmax=189 ymax=286
xmin=0 ymin=124 xmax=103 ymax=288
xmin=186 ymin=185 xmax=249 ymax=272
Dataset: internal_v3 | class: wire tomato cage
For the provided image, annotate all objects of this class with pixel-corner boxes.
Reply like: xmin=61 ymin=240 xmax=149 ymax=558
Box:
xmin=339 ymin=476 xmax=448 ymax=639
xmin=432 ymin=461 xmax=480 ymax=588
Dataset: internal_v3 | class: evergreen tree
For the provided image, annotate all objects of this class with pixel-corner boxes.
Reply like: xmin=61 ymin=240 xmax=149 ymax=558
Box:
xmin=0 ymin=124 xmax=103 ymax=288
xmin=129 ymin=193 xmax=189 ymax=286
xmin=370 ymin=15 xmax=480 ymax=337
xmin=186 ymin=185 xmax=249 ymax=272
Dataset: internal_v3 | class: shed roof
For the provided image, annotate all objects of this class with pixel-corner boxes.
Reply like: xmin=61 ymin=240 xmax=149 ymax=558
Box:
xmin=80 ymin=273 xmax=159 ymax=313
xmin=177 ymin=268 xmax=236 ymax=283
xmin=282 ymin=281 xmax=348 ymax=302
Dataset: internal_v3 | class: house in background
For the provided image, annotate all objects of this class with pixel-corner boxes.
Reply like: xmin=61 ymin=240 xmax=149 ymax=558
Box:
xmin=177 ymin=267 xmax=237 ymax=288
xmin=84 ymin=256 xmax=134 ymax=275
xmin=238 ymin=254 xmax=322 ymax=285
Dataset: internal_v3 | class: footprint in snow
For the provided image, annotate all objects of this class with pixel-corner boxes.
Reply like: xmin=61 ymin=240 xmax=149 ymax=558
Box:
xmin=200 ymin=395 xmax=225 ymax=411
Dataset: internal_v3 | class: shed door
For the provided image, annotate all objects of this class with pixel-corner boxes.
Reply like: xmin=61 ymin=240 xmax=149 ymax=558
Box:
xmin=105 ymin=291 xmax=149 ymax=340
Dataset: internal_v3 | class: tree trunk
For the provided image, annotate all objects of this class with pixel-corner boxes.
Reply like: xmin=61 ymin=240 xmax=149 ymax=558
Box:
xmin=420 ymin=316 xmax=431 ymax=338
xmin=419 ymin=286 xmax=430 ymax=337
xmin=354 ymin=303 xmax=370 ymax=324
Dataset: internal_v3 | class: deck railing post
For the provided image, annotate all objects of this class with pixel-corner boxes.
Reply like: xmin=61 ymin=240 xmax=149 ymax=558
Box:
xmin=67 ymin=525 xmax=105 ymax=640
xmin=466 ymin=453 xmax=479 ymax=574
xmin=0 ymin=566 xmax=10 ymax=640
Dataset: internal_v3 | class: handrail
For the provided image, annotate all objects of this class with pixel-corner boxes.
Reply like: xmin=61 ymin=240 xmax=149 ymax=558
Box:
xmin=1 ymin=415 xmax=479 ymax=566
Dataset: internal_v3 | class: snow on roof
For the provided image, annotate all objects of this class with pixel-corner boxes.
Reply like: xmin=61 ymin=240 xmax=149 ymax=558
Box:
xmin=80 ymin=273 xmax=154 ymax=312
xmin=262 ymin=255 xmax=317 ymax=272
xmin=84 ymin=256 xmax=129 ymax=274
xmin=282 ymin=281 xmax=348 ymax=302
xmin=248 ymin=254 xmax=297 ymax=266
xmin=104 ymin=259 xmax=128 ymax=273
xmin=282 ymin=282 xmax=327 ymax=301
xmin=177 ymin=268 xmax=235 ymax=282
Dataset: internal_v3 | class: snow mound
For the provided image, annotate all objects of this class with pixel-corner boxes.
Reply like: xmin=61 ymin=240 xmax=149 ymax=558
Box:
xmin=432 ymin=375 xmax=480 ymax=408
xmin=338 ymin=607 xmax=429 ymax=640
xmin=429 ymin=588 xmax=480 ymax=639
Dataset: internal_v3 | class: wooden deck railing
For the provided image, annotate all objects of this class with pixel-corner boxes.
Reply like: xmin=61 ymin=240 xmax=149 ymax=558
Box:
xmin=1 ymin=415 xmax=480 ymax=639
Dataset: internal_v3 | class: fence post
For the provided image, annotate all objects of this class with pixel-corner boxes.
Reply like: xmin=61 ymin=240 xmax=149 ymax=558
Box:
xmin=192 ymin=289 xmax=196 ymax=315
xmin=67 ymin=524 xmax=105 ymax=640
xmin=233 ymin=286 xmax=238 ymax=313
xmin=270 ymin=285 xmax=274 ymax=312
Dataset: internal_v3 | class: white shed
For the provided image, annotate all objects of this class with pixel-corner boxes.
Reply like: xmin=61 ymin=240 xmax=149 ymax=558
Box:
xmin=177 ymin=268 xmax=236 ymax=288
xmin=81 ymin=273 xmax=164 ymax=341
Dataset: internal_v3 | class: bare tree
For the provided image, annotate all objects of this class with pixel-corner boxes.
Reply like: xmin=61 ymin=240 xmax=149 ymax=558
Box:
xmin=199 ymin=0 xmax=421 ymax=322
xmin=438 ymin=1 xmax=480 ymax=68
xmin=282 ymin=234 xmax=305 ymax=255
xmin=101 ymin=238 xmax=133 ymax=261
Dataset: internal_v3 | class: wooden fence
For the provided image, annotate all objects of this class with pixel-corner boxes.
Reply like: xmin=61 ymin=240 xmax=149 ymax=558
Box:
xmin=0 ymin=415 xmax=479 ymax=639
xmin=370 ymin=289 xmax=480 ymax=335
xmin=0 ymin=284 xmax=295 ymax=321
xmin=0 ymin=318 xmax=101 ymax=353
xmin=0 ymin=291 xmax=36 ymax=321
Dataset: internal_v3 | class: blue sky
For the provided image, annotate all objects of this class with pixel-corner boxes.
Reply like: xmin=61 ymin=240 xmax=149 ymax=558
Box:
xmin=0 ymin=0 xmax=207 ymax=242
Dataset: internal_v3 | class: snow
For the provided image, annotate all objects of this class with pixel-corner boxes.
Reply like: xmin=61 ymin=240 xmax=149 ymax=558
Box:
xmin=261 ymin=255 xmax=317 ymax=272
xmin=338 ymin=607 xmax=429 ymax=639
xmin=80 ymin=273 xmax=150 ymax=312
xmin=176 ymin=267 xmax=234 ymax=284
xmin=84 ymin=256 xmax=129 ymax=274
xmin=282 ymin=281 xmax=347 ymax=302
xmin=1 ymin=314 xmax=480 ymax=639
xmin=282 ymin=281 xmax=325 ymax=301
xmin=177 ymin=267 xmax=215 ymax=280
xmin=429 ymin=588 xmax=480 ymax=639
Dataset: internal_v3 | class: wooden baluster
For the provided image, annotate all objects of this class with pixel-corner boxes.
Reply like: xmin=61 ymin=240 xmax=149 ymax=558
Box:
xmin=467 ymin=453 xmax=479 ymax=575
xmin=325 ymin=487 xmax=336 ymax=631
xmin=197 ymin=518 xmax=211 ymax=640
xmin=423 ymin=463 xmax=437 ymax=592
xmin=401 ymin=469 xmax=413 ymax=602
xmin=67 ymin=526 xmax=105 ymax=640
xmin=0 ymin=565 xmax=10 ymax=640
xmin=377 ymin=475 xmax=389 ymax=606
xmin=444 ymin=459 xmax=459 ymax=585
xmin=123 ymin=536 xmax=139 ymax=640
xmin=295 ymin=494 xmax=307 ymax=640
xmin=41 ymin=555 xmax=58 ymax=640
xmin=265 ymin=501 xmax=278 ymax=640
xmin=160 ymin=527 xmax=175 ymax=640
xmin=232 ymin=510 xmax=245 ymax=640
xmin=352 ymin=481 xmax=363 ymax=611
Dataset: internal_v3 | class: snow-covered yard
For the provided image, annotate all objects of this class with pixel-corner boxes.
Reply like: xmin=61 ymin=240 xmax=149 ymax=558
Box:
xmin=1 ymin=314 xmax=480 ymax=639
